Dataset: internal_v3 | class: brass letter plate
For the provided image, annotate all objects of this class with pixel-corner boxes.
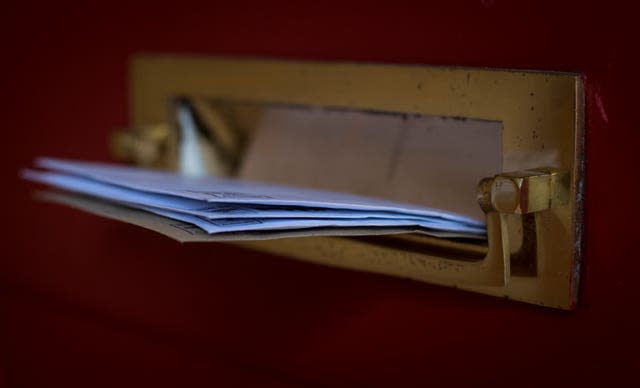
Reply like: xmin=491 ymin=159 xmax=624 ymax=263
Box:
xmin=127 ymin=55 xmax=584 ymax=310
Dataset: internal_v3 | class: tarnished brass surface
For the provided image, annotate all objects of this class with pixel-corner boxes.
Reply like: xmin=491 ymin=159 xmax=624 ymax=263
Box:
xmin=128 ymin=55 xmax=584 ymax=309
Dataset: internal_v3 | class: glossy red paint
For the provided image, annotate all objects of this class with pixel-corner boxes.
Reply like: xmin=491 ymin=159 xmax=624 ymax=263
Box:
xmin=1 ymin=1 xmax=638 ymax=386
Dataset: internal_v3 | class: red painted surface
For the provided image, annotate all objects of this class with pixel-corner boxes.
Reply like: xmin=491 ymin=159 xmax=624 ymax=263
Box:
xmin=1 ymin=1 xmax=638 ymax=386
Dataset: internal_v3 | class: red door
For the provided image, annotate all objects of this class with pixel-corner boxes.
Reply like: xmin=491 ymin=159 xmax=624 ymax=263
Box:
xmin=2 ymin=1 xmax=637 ymax=386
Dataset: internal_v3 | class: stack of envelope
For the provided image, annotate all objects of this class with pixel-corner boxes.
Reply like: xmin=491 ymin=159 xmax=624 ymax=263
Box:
xmin=23 ymin=157 xmax=487 ymax=241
